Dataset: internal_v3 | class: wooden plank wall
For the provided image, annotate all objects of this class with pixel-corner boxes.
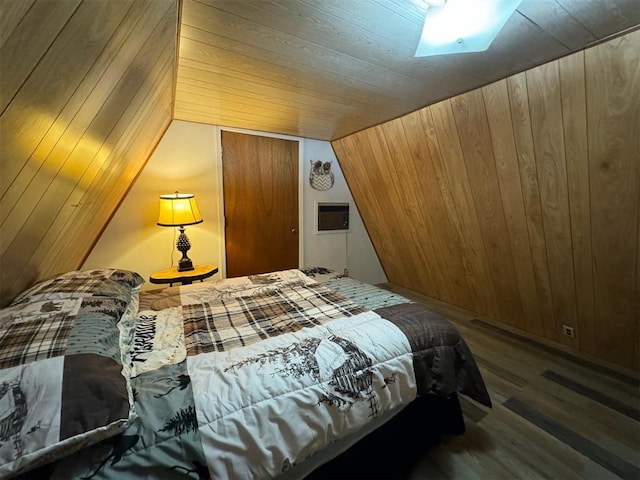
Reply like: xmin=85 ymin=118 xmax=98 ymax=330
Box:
xmin=0 ymin=0 xmax=178 ymax=307
xmin=333 ymin=30 xmax=640 ymax=370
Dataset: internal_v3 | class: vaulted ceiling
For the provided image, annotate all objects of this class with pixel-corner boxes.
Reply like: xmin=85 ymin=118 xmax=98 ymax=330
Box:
xmin=1 ymin=0 xmax=639 ymax=307
xmin=175 ymin=0 xmax=640 ymax=140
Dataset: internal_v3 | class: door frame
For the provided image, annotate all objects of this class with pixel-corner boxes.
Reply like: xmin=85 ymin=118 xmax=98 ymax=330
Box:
xmin=215 ymin=126 xmax=305 ymax=279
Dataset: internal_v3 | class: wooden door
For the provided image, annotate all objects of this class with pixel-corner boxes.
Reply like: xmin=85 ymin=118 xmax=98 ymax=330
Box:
xmin=222 ymin=131 xmax=299 ymax=277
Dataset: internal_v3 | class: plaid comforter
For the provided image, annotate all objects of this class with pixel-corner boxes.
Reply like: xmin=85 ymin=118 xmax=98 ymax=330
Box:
xmin=186 ymin=284 xmax=366 ymax=354
xmin=127 ymin=270 xmax=370 ymax=377
xmin=48 ymin=269 xmax=489 ymax=480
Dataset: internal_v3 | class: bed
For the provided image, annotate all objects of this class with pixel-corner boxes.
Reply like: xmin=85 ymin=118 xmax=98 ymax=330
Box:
xmin=0 ymin=267 xmax=490 ymax=479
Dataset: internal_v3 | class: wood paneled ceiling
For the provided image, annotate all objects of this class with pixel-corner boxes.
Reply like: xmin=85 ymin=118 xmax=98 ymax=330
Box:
xmin=174 ymin=0 xmax=640 ymax=141
xmin=0 ymin=0 xmax=177 ymax=306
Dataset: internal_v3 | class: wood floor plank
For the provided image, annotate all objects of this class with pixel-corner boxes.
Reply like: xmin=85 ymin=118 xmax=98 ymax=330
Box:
xmin=547 ymin=362 xmax=640 ymax=405
xmin=504 ymin=397 xmax=639 ymax=479
xmin=479 ymin=407 xmax=588 ymax=479
xmin=377 ymin=282 xmax=639 ymax=479
xmin=469 ymin=318 xmax=639 ymax=387
xmin=513 ymin=381 xmax=640 ymax=462
xmin=541 ymin=370 xmax=640 ymax=420
xmin=424 ymin=423 xmax=518 ymax=479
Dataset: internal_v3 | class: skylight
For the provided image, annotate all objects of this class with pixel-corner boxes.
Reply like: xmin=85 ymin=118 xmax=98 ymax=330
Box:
xmin=415 ymin=0 xmax=523 ymax=57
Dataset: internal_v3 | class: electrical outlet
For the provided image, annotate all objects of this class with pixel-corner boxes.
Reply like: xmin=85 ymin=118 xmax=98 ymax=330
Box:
xmin=562 ymin=325 xmax=575 ymax=338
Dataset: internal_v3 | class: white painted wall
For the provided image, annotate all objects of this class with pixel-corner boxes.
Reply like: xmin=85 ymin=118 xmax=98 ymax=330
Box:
xmin=302 ymin=139 xmax=386 ymax=283
xmin=83 ymin=121 xmax=222 ymax=289
xmin=84 ymin=120 xmax=386 ymax=288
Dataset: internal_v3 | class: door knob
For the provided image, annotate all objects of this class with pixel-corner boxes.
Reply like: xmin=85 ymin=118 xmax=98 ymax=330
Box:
xmin=291 ymin=228 xmax=298 ymax=233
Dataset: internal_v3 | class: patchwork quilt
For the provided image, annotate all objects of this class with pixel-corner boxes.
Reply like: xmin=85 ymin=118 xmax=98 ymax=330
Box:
xmin=1 ymin=268 xmax=490 ymax=479
xmin=48 ymin=269 xmax=490 ymax=479
xmin=322 ymin=276 xmax=413 ymax=310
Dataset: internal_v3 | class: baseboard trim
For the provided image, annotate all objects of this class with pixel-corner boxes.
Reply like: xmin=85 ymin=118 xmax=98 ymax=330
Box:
xmin=471 ymin=318 xmax=639 ymax=388
xmin=378 ymin=282 xmax=640 ymax=384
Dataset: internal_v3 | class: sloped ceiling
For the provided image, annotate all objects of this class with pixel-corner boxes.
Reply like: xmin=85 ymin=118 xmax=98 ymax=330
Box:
xmin=0 ymin=0 xmax=177 ymax=306
xmin=333 ymin=30 xmax=640 ymax=369
xmin=1 ymin=0 xmax=639 ymax=307
xmin=174 ymin=0 xmax=640 ymax=141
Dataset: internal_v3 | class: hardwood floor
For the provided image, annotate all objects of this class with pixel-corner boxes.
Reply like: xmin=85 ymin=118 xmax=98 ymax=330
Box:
xmin=378 ymin=284 xmax=640 ymax=480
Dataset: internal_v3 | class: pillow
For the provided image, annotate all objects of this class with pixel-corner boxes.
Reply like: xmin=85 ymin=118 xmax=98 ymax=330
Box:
xmin=0 ymin=298 xmax=84 ymax=368
xmin=0 ymin=288 xmax=136 ymax=477
xmin=11 ymin=269 xmax=144 ymax=305
xmin=107 ymin=269 xmax=145 ymax=290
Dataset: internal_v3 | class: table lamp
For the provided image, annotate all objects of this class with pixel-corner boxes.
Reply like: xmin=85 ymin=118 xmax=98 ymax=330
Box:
xmin=157 ymin=192 xmax=203 ymax=271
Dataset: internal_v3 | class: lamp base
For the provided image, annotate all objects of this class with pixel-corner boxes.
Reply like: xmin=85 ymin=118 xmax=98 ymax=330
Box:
xmin=178 ymin=257 xmax=194 ymax=272
xmin=176 ymin=226 xmax=195 ymax=271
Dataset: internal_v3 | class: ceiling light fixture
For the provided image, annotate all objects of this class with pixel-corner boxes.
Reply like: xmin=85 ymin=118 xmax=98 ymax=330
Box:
xmin=415 ymin=0 xmax=522 ymax=57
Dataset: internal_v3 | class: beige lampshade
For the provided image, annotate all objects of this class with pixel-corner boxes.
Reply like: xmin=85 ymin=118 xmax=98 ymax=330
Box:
xmin=157 ymin=193 xmax=203 ymax=227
